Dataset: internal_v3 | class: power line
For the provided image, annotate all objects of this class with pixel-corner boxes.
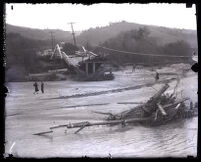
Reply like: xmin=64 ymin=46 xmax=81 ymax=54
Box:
xmin=96 ymin=45 xmax=193 ymax=58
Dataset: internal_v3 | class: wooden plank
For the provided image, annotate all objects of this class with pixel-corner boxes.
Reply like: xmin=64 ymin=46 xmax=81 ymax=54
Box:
xmin=74 ymin=126 xmax=86 ymax=134
xmin=154 ymin=109 xmax=159 ymax=121
xmin=152 ymin=84 xmax=169 ymax=100
xmin=50 ymin=117 xmax=150 ymax=130
xmin=33 ymin=130 xmax=53 ymax=136
xmin=175 ymin=103 xmax=181 ymax=110
xmin=157 ymin=103 xmax=167 ymax=116
xmin=142 ymin=84 xmax=169 ymax=114
xmin=163 ymin=98 xmax=189 ymax=110
xmin=34 ymin=117 xmax=151 ymax=135
xmin=117 ymin=102 xmax=144 ymax=105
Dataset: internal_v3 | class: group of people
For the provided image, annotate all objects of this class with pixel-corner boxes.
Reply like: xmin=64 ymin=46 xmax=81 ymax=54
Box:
xmin=33 ymin=81 xmax=44 ymax=94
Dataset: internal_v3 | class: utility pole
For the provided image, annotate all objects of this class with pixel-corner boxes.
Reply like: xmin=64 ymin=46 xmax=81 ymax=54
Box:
xmin=53 ymin=35 xmax=55 ymax=49
xmin=68 ymin=22 xmax=77 ymax=47
xmin=49 ymin=31 xmax=55 ymax=52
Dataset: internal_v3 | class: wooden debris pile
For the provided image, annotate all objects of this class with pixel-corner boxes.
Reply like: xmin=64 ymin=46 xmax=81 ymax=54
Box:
xmin=33 ymin=83 xmax=197 ymax=136
xmin=94 ymin=83 xmax=197 ymax=126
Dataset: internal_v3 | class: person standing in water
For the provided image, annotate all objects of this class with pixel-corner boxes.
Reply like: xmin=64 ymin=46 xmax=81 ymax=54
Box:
xmin=33 ymin=82 xmax=39 ymax=94
xmin=155 ymin=71 xmax=159 ymax=82
xmin=41 ymin=81 xmax=44 ymax=93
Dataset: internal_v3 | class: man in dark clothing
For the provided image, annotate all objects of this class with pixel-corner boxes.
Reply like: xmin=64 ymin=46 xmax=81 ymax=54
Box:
xmin=41 ymin=81 xmax=44 ymax=93
xmin=155 ymin=71 xmax=159 ymax=82
xmin=33 ymin=82 xmax=39 ymax=94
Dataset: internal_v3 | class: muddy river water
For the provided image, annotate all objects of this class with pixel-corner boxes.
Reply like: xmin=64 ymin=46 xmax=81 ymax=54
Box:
xmin=5 ymin=68 xmax=198 ymax=158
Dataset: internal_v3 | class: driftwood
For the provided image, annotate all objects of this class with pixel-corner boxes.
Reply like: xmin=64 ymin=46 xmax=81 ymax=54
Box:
xmin=33 ymin=117 xmax=150 ymax=135
xmin=95 ymin=97 xmax=189 ymax=121
xmin=33 ymin=82 xmax=193 ymax=136
xmin=112 ymin=84 xmax=170 ymax=120
xmin=154 ymin=109 xmax=160 ymax=121
xmin=162 ymin=98 xmax=189 ymax=110
xmin=157 ymin=103 xmax=167 ymax=116
xmin=33 ymin=130 xmax=53 ymax=136
xmin=142 ymin=84 xmax=169 ymax=114
xmin=117 ymin=102 xmax=144 ymax=105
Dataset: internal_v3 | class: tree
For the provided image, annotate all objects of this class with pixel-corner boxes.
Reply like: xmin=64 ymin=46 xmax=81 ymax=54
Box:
xmin=160 ymin=40 xmax=192 ymax=63
xmin=5 ymin=32 xmax=50 ymax=81
xmin=100 ymin=28 xmax=192 ymax=65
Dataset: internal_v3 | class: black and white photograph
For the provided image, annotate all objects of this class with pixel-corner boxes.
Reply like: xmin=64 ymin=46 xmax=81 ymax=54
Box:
xmin=4 ymin=3 xmax=198 ymax=158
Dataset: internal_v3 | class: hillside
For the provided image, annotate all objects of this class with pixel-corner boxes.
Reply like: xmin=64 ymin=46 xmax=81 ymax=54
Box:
xmin=77 ymin=21 xmax=197 ymax=48
xmin=6 ymin=22 xmax=197 ymax=49
xmin=6 ymin=24 xmax=72 ymax=42
xmin=97 ymin=27 xmax=193 ymax=65
xmin=5 ymin=22 xmax=197 ymax=81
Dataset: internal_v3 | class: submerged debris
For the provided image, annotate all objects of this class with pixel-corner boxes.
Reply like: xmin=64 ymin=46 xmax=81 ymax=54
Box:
xmin=33 ymin=82 xmax=197 ymax=136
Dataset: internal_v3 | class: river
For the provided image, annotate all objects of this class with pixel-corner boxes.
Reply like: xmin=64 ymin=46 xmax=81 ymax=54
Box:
xmin=5 ymin=67 xmax=198 ymax=158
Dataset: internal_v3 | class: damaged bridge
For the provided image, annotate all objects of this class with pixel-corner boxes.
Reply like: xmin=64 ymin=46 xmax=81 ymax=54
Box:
xmin=51 ymin=44 xmax=114 ymax=81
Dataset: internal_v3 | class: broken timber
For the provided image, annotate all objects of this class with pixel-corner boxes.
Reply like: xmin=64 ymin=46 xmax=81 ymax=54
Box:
xmin=33 ymin=82 xmax=194 ymax=136
xmin=157 ymin=103 xmax=167 ymax=116
xmin=142 ymin=83 xmax=169 ymax=114
xmin=117 ymin=102 xmax=144 ymax=105
xmin=33 ymin=130 xmax=53 ymax=136
xmin=118 ymin=84 xmax=170 ymax=119
xmin=33 ymin=117 xmax=150 ymax=135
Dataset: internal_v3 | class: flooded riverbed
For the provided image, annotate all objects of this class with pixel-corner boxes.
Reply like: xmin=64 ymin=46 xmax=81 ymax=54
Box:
xmin=5 ymin=68 xmax=198 ymax=158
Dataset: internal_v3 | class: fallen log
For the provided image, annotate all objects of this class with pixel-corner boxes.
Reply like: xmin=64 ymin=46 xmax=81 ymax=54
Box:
xmin=108 ymin=89 xmax=188 ymax=121
xmin=143 ymin=84 xmax=169 ymax=113
xmin=74 ymin=125 xmax=86 ymax=134
xmin=117 ymin=102 xmax=144 ymax=105
xmin=117 ymin=84 xmax=170 ymax=119
xmin=50 ymin=117 xmax=151 ymax=130
xmin=91 ymin=111 xmax=118 ymax=120
xmin=151 ymin=98 xmax=189 ymax=123
xmin=91 ymin=111 xmax=114 ymax=116
xmin=175 ymin=103 xmax=181 ymax=110
xmin=62 ymin=103 xmax=110 ymax=109
xmin=154 ymin=109 xmax=159 ymax=121
xmin=33 ymin=117 xmax=151 ymax=135
xmin=151 ymin=84 xmax=169 ymax=101
xmin=33 ymin=82 xmax=192 ymax=136
xmin=162 ymin=98 xmax=189 ymax=110
xmin=156 ymin=103 xmax=182 ymax=122
xmin=33 ymin=130 xmax=53 ymax=136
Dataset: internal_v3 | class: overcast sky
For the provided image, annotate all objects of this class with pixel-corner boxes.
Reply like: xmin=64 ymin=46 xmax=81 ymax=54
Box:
xmin=5 ymin=3 xmax=197 ymax=31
